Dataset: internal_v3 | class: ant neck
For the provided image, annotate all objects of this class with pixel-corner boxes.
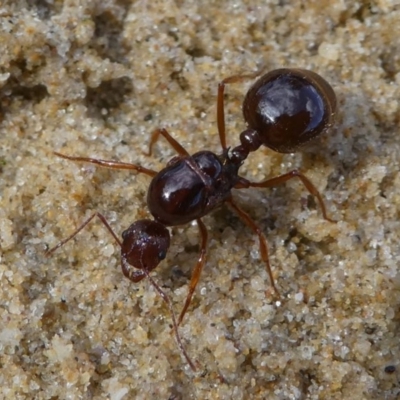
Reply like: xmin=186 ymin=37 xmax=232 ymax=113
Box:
xmin=229 ymin=128 xmax=262 ymax=165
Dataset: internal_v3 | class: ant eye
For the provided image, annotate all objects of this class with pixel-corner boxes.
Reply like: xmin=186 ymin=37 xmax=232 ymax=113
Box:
xmin=158 ymin=250 xmax=167 ymax=260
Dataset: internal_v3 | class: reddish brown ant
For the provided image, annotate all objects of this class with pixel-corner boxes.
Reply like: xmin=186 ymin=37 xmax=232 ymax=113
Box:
xmin=47 ymin=68 xmax=337 ymax=371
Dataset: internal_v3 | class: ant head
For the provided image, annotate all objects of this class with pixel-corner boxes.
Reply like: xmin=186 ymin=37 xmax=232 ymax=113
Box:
xmin=120 ymin=219 xmax=170 ymax=281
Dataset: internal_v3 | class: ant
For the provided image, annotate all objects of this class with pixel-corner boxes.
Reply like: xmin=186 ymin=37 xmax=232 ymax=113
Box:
xmin=47 ymin=68 xmax=337 ymax=371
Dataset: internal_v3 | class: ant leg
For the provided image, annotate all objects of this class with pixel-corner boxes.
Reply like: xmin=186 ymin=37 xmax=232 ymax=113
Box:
xmin=226 ymin=197 xmax=280 ymax=297
xmin=217 ymin=68 xmax=265 ymax=151
xmin=54 ymin=152 xmax=157 ymax=177
xmin=144 ymin=270 xmax=196 ymax=371
xmin=235 ymin=170 xmax=333 ymax=222
xmin=178 ymin=218 xmax=208 ymax=326
xmin=216 ymin=81 xmax=228 ymax=151
xmin=46 ymin=212 xmax=122 ymax=256
xmin=146 ymin=128 xmax=190 ymax=157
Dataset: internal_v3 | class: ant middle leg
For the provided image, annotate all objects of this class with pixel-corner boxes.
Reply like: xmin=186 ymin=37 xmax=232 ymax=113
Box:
xmin=235 ymin=170 xmax=334 ymax=222
xmin=146 ymin=128 xmax=190 ymax=157
xmin=54 ymin=152 xmax=157 ymax=177
xmin=226 ymin=197 xmax=280 ymax=297
xmin=217 ymin=68 xmax=265 ymax=151
xmin=178 ymin=218 xmax=208 ymax=326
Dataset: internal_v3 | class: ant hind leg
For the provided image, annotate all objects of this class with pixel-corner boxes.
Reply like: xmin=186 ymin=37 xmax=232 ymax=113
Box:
xmin=235 ymin=170 xmax=334 ymax=222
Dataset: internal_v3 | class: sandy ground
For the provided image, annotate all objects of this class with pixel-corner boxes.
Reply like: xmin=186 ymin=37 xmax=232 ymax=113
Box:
xmin=1 ymin=1 xmax=400 ymax=399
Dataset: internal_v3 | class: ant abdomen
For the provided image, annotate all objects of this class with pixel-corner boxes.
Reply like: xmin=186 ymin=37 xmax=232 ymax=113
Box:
xmin=242 ymin=68 xmax=337 ymax=153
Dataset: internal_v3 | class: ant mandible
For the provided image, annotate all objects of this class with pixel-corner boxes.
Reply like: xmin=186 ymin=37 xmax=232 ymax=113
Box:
xmin=47 ymin=68 xmax=336 ymax=371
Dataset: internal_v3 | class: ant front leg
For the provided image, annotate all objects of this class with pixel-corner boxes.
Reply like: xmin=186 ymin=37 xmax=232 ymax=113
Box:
xmin=53 ymin=152 xmax=157 ymax=177
xmin=217 ymin=68 xmax=265 ymax=151
xmin=178 ymin=219 xmax=208 ymax=326
xmin=226 ymin=197 xmax=280 ymax=297
xmin=146 ymin=128 xmax=190 ymax=157
xmin=235 ymin=170 xmax=334 ymax=222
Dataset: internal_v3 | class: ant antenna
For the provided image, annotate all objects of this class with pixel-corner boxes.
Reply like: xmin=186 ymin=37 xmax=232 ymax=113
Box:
xmin=143 ymin=269 xmax=197 ymax=371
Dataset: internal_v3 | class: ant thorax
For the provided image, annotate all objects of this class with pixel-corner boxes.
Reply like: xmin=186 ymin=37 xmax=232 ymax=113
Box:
xmin=147 ymin=150 xmax=239 ymax=226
